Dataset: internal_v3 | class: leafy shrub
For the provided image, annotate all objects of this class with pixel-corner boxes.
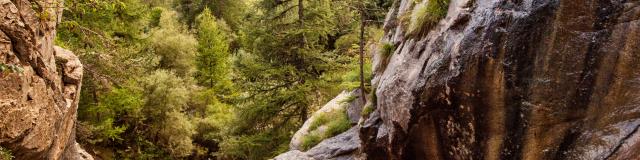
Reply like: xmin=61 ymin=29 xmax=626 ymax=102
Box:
xmin=377 ymin=43 xmax=395 ymax=72
xmin=361 ymin=104 xmax=375 ymax=117
xmin=334 ymin=33 xmax=359 ymax=52
xmin=406 ymin=0 xmax=450 ymax=36
xmin=0 ymin=146 xmax=12 ymax=160
xmin=300 ymin=134 xmax=322 ymax=151
xmin=339 ymin=61 xmax=373 ymax=90
xmin=323 ymin=111 xmax=351 ymax=138
xmin=339 ymin=95 xmax=358 ymax=105
xmin=0 ymin=63 xmax=23 ymax=74
xmin=381 ymin=43 xmax=395 ymax=59
xmin=148 ymin=10 xmax=198 ymax=76
xmin=149 ymin=7 xmax=164 ymax=27
xmin=308 ymin=112 xmax=331 ymax=132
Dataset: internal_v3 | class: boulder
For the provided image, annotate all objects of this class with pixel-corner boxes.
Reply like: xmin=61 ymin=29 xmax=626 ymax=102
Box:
xmin=276 ymin=127 xmax=361 ymax=160
xmin=290 ymin=90 xmax=364 ymax=150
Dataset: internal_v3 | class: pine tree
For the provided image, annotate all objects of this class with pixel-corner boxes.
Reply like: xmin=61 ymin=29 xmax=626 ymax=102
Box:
xmin=220 ymin=0 xmax=343 ymax=158
xmin=195 ymin=9 xmax=232 ymax=91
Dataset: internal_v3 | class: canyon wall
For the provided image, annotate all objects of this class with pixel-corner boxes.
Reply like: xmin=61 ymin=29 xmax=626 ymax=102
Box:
xmin=361 ymin=0 xmax=640 ymax=159
xmin=0 ymin=0 xmax=91 ymax=159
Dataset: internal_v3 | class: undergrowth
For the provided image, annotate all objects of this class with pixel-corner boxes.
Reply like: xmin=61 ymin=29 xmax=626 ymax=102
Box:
xmin=301 ymin=108 xmax=352 ymax=150
xmin=406 ymin=0 xmax=450 ymax=36
xmin=0 ymin=146 xmax=13 ymax=160
xmin=361 ymin=104 xmax=375 ymax=117
xmin=0 ymin=63 xmax=23 ymax=74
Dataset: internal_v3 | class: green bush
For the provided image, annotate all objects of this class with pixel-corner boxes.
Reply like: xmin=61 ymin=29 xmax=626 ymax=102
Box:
xmin=381 ymin=43 xmax=395 ymax=59
xmin=301 ymin=108 xmax=352 ymax=150
xmin=334 ymin=34 xmax=359 ymax=52
xmin=339 ymin=95 xmax=358 ymax=105
xmin=377 ymin=43 xmax=395 ymax=72
xmin=0 ymin=146 xmax=12 ymax=160
xmin=308 ymin=112 xmax=331 ymax=132
xmin=0 ymin=63 xmax=23 ymax=74
xmin=323 ymin=111 xmax=352 ymax=138
xmin=361 ymin=104 xmax=375 ymax=117
xmin=149 ymin=7 xmax=164 ymax=27
xmin=148 ymin=10 xmax=198 ymax=76
xmin=339 ymin=60 xmax=373 ymax=90
xmin=300 ymin=134 xmax=322 ymax=151
xmin=406 ymin=0 xmax=450 ymax=36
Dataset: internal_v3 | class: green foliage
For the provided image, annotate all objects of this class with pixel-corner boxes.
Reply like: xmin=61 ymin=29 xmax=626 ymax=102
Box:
xmin=149 ymin=7 xmax=164 ymax=27
xmin=381 ymin=42 xmax=395 ymax=58
xmin=82 ymin=84 xmax=144 ymax=144
xmin=176 ymin=0 xmax=247 ymax=29
xmin=221 ymin=0 xmax=347 ymax=158
xmin=195 ymin=9 xmax=233 ymax=91
xmin=60 ymin=0 xmax=390 ymax=159
xmin=148 ymin=9 xmax=198 ymax=76
xmin=362 ymin=104 xmax=375 ymax=117
xmin=0 ymin=63 xmax=23 ymax=74
xmin=339 ymin=60 xmax=372 ymax=90
xmin=0 ymin=146 xmax=12 ymax=160
xmin=301 ymin=108 xmax=352 ymax=150
xmin=140 ymin=71 xmax=190 ymax=115
xmin=300 ymin=134 xmax=322 ymax=151
xmin=139 ymin=71 xmax=196 ymax=158
xmin=340 ymin=95 xmax=358 ymax=105
xmin=377 ymin=42 xmax=395 ymax=72
xmin=93 ymin=118 xmax=128 ymax=142
xmin=158 ymin=111 xmax=196 ymax=157
xmin=308 ymin=113 xmax=330 ymax=132
xmin=407 ymin=0 xmax=450 ymax=36
xmin=334 ymin=33 xmax=359 ymax=52
xmin=216 ymin=131 xmax=291 ymax=160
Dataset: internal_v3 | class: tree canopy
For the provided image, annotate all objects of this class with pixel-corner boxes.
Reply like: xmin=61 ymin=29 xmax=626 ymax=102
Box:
xmin=57 ymin=0 xmax=391 ymax=159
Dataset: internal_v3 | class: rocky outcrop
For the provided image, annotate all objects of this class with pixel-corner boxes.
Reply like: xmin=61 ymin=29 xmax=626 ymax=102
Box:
xmin=279 ymin=0 xmax=640 ymax=159
xmin=0 ymin=0 xmax=90 ymax=159
xmin=276 ymin=127 xmax=360 ymax=160
xmin=290 ymin=90 xmax=364 ymax=151
xmin=361 ymin=0 xmax=640 ymax=159
xmin=279 ymin=90 xmax=364 ymax=160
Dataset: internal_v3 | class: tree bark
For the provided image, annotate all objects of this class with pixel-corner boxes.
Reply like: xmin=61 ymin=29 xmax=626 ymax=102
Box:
xmin=298 ymin=0 xmax=308 ymax=121
xmin=359 ymin=5 xmax=367 ymax=103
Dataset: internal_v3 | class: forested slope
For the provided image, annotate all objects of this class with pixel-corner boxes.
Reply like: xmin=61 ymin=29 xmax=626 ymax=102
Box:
xmin=50 ymin=0 xmax=389 ymax=159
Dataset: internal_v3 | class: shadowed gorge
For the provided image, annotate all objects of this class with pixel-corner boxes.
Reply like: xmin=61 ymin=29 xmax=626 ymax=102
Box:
xmin=2 ymin=0 xmax=640 ymax=159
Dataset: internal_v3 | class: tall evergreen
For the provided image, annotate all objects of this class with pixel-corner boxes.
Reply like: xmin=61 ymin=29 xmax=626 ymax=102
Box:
xmin=219 ymin=0 xmax=344 ymax=158
xmin=195 ymin=9 xmax=232 ymax=91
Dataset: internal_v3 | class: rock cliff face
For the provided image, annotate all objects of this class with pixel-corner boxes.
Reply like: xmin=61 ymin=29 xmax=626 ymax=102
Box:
xmin=361 ymin=0 xmax=640 ymax=159
xmin=0 ymin=0 xmax=91 ymax=159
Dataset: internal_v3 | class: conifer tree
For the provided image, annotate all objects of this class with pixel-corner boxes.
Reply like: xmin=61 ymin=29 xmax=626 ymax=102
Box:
xmin=195 ymin=9 xmax=232 ymax=91
xmin=220 ymin=0 xmax=342 ymax=158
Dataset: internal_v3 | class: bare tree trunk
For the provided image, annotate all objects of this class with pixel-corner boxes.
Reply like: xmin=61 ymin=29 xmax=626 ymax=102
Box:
xmin=359 ymin=5 xmax=367 ymax=103
xmin=298 ymin=0 xmax=308 ymax=121
xmin=298 ymin=0 xmax=306 ymax=48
